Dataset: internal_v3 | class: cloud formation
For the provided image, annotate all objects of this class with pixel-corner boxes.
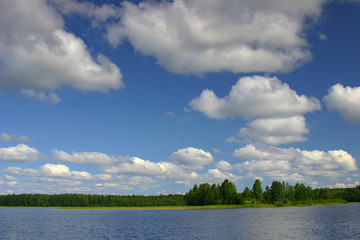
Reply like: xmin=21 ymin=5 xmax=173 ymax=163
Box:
xmin=49 ymin=0 xmax=121 ymax=23
xmin=0 ymin=0 xmax=123 ymax=99
xmin=230 ymin=144 xmax=357 ymax=181
xmin=190 ymin=76 xmax=320 ymax=120
xmin=0 ymin=144 xmax=41 ymax=162
xmin=168 ymin=147 xmax=214 ymax=169
xmin=5 ymin=163 xmax=111 ymax=181
xmin=298 ymin=149 xmax=358 ymax=175
xmin=239 ymin=116 xmax=310 ymax=145
xmin=233 ymin=144 xmax=298 ymax=160
xmin=323 ymin=84 xmax=360 ymax=122
xmin=52 ymin=150 xmax=119 ymax=165
xmin=0 ymin=133 xmax=36 ymax=142
xmin=100 ymin=157 xmax=198 ymax=180
xmin=105 ymin=0 xmax=325 ymax=74
xmin=21 ymin=89 xmax=61 ymax=104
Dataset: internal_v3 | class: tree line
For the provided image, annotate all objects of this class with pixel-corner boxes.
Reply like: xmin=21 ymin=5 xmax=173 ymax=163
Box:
xmin=184 ymin=179 xmax=360 ymax=206
xmin=0 ymin=193 xmax=186 ymax=207
xmin=1 ymin=179 xmax=360 ymax=207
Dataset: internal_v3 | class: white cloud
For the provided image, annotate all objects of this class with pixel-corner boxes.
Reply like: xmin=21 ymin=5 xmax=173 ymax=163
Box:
xmin=107 ymin=0 xmax=324 ymax=74
xmin=0 ymin=144 xmax=41 ymax=162
xmin=233 ymin=144 xmax=299 ymax=160
xmin=0 ymin=132 xmax=36 ymax=142
xmin=235 ymin=160 xmax=291 ymax=173
xmin=129 ymin=176 xmax=158 ymax=186
xmin=334 ymin=183 xmax=347 ymax=188
xmin=4 ymin=163 xmax=111 ymax=181
xmin=205 ymin=169 xmax=241 ymax=182
xmin=323 ymin=83 xmax=360 ymax=122
xmin=52 ymin=149 xmax=118 ymax=165
xmin=239 ymin=116 xmax=309 ymax=145
xmin=227 ymin=144 xmax=358 ymax=184
xmin=215 ymin=161 xmax=233 ymax=172
xmin=49 ymin=0 xmax=121 ymax=23
xmin=168 ymin=147 xmax=214 ymax=169
xmin=298 ymin=149 xmax=358 ymax=175
xmin=21 ymin=89 xmax=61 ymax=103
xmin=101 ymin=157 xmax=198 ymax=180
xmin=190 ymin=76 xmax=320 ymax=120
xmin=278 ymin=173 xmax=306 ymax=183
xmin=0 ymin=0 xmax=123 ymax=99
xmin=38 ymin=178 xmax=82 ymax=186
xmin=4 ymin=175 xmax=18 ymax=182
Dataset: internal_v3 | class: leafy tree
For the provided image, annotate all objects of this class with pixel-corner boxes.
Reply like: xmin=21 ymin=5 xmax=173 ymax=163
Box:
xmin=284 ymin=182 xmax=295 ymax=202
xmin=270 ymin=181 xmax=285 ymax=203
xmin=263 ymin=186 xmax=271 ymax=203
xmin=219 ymin=179 xmax=238 ymax=204
xmin=295 ymin=183 xmax=307 ymax=201
xmin=252 ymin=179 xmax=263 ymax=200
xmin=242 ymin=187 xmax=252 ymax=200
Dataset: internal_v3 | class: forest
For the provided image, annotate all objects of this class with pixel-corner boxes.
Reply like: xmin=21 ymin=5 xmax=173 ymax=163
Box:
xmin=0 ymin=179 xmax=359 ymax=207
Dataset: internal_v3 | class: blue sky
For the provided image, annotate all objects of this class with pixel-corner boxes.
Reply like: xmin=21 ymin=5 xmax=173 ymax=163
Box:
xmin=1 ymin=0 xmax=360 ymax=195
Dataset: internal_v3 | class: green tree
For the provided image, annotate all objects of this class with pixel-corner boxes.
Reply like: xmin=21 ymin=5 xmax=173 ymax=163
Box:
xmin=284 ymin=182 xmax=295 ymax=202
xmin=263 ymin=186 xmax=271 ymax=203
xmin=219 ymin=179 xmax=238 ymax=204
xmin=242 ymin=187 xmax=252 ymax=200
xmin=184 ymin=184 xmax=199 ymax=205
xmin=252 ymin=179 xmax=263 ymax=201
xmin=270 ymin=181 xmax=285 ymax=203
xmin=295 ymin=183 xmax=307 ymax=201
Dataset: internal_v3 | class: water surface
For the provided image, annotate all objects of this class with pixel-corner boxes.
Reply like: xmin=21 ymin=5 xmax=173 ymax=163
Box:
xmin=1 ymin=204 xmax=360 ymax=239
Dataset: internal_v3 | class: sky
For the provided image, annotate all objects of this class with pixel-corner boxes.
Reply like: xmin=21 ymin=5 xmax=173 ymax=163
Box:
xmin=0 ymin=0 xmax=360 ymax=195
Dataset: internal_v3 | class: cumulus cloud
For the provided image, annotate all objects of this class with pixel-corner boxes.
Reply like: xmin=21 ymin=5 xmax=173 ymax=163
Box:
xmin=101 ymin=157 xmax=198 ymax=180
xmin=106 ymin=0 xmax=324 ymax=74
xmin=215 ymin=161 xmax=233 ymax=172
xmin=235 ymin=160 xmax=291 ymax=173
xmin=190 ymin=76 xmax=320 ymax=120
xmin=239 ymin=116 xmax=309 ymax=145
xmin=233 ymin=144 xmax=299 ymax=160
xmin=0 ymin=144 xmax=42 ymax=162
xmin=5 ymin=163 xmax=111 ymax=181
xmin=323 ymin=84 xmax=360 ymax=122
xmin=0 ymin=0 xmax=123 ymax=100
xmin=0 ymin=133 xmax=36 ymax=142
xmin=205 ymin=169 xmax=241 ymax=182
xmin=52 ymin=149 xmax=118 ymax=165
xmin=223 ymin=144 xmax=357 ymax=184
xmin=168 ymin=147 xmax=214 ymax=169
xmin=298 ymin=149 xmax=358 ymax=175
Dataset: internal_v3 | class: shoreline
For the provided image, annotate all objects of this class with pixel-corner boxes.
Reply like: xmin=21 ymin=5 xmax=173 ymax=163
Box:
xmin=1 ymin=200 xmax=354 ymax=210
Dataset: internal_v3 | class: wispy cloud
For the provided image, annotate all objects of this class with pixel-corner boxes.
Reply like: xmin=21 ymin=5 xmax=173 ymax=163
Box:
xmin=21 ymin=89 xmax=61 ymax=104
xmin=0 ymin=133 xmax=36 ymax=142
xmin=52 ymin=150 xmax=119 ymax=165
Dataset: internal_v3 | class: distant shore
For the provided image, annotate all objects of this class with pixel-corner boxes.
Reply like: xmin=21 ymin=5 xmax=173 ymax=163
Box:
xmin=52 ymin=200 xmax=351 ymax=210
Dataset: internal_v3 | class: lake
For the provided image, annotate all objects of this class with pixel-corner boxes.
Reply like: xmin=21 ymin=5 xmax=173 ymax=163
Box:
xmin=1 ymin=204 xmax=360 ymax=239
